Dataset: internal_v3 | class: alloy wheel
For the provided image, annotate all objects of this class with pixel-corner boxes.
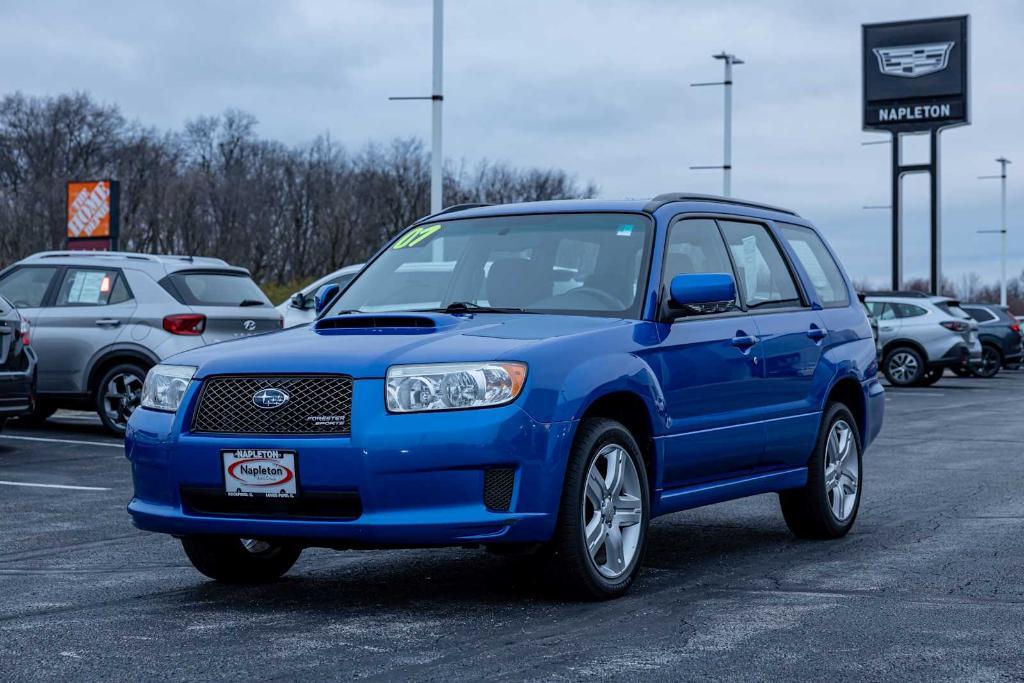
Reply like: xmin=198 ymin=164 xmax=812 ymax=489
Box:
xmin=975 ymin=347 xmax=1001 ymax=377
xmin=241 ymin=538 xmax=273 ymax=554
xmin=888 ymin=351 xmax=919 ymax=385
xmin=582 ymin=444 xmax=643 ymax=579
xmin=824 ymin=419 xmax=859 ymax=522
xmin=102 ymin=371 xmax=144 ymax=429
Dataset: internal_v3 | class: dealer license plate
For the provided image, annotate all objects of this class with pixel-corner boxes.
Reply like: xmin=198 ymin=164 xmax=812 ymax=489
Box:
xmin=222 ymin=449 xmax=298 ymax=498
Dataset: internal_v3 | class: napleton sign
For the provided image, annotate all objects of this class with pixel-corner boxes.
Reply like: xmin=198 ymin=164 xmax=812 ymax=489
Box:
xmin=66 ymin=179 xmax=120 ymax=250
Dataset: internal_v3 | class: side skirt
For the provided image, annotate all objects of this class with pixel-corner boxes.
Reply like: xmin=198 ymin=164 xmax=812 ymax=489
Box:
xmin=654 ymin=467 xmax=808 ymax=517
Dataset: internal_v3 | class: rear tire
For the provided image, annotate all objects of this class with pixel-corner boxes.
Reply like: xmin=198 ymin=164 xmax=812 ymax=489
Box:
xmin=916 ymin=367 xmax=943 ymax=386
xmin=15 ymin=401 xmax=57 ymax=426
xmin=780 ymin=403 xmax=862 ymax=540
xmin=95 ymin=363 xmax=147 ymax=435
xmin=181 ymin=536 xmax=301 ymax=583
xmin=882 ymin=347 xmax=924 ymax=387
xmin=972 ymin=345 xmax=1002 ymax=378
xmin=547 ymin=418 xmax=649 ymax=600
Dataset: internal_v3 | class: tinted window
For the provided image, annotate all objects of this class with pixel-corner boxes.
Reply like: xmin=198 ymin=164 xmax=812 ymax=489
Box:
xmin=893 ymin=303 xmax=927 ymax=318
xmin=718 ymin=221 xmax=801 ymax=308
xmin=962 ymin=306 xmax=996 ymax=323
xmin=55 ymin=268 xmax=132 ymax=306
xmin=0 ymin=267 xmax=58 ymax=307
xmin=778 ymin=223 xmax=849 ymax=306
xmin=935 ymin=302 xmax=971 ymax=320
xmin=168 ymin=272 xmax=270 ymax=307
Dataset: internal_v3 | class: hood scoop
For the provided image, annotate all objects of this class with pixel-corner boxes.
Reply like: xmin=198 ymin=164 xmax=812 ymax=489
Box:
xmin=315 ymin=313 xmax=453 ymax=335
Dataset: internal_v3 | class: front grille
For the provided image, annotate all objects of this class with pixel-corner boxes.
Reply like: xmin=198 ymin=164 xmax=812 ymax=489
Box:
xmin=483 ymin=468 xmax=515 ymax=511
xmin=181 ymin=487 xmax=362 ymax=520
xmin=192 ymin=375 xmax=353 ymax=435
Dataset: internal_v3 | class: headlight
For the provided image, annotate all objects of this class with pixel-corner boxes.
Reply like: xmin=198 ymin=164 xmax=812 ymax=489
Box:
xmin=386 ymin=362 xmax=527 ymax=413
xmin=140 ymin=364 xmax=197 ymax=412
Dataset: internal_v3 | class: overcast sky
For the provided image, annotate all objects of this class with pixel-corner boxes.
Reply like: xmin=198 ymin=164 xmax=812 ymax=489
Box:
xmin=0 ymin=0 xmax=1020 ymax=288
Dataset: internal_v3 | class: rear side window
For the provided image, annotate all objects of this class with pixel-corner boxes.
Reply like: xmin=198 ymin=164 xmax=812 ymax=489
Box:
xmin=935 ymin=302 xmax=971 ymax=320
xmin=778 ymin=223 xmax=849 ymax=307
xmin=55 ymin=268 xmax=132 ymax=306
xmin=166 ymin=272 xmax=270 ymax=307
xmin=718 ymin=220 xmax=801 ymax=309
xmin=0 ymin=267 xmax=58 ymax=308
xmin=962 ymin=306 xmax=996 ymax=323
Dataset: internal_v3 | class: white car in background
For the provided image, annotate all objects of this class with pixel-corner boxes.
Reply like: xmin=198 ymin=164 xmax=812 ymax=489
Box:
xmin=277 ymin=264 xmax=364 ymax=328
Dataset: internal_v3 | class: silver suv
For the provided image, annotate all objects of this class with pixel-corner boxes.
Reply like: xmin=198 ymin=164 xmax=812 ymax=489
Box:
xmin=0 ymin=251 xmax=281 ymax=433
xmin=864 ymin=291 xmax=982 ymax=387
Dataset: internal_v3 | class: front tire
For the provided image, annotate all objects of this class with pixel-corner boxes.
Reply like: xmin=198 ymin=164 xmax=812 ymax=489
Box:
xmin=548 ymin=418 xmax=649 ymax=600
xmin=181 ymin=536 xmax=301 ymax=583
xmin=882 ymin=347 xmax=924 ymax=387
xmin=780 ymin=403 xmax=862 ymax=539
xmin=95 ymin=363 xmax=147 ymax=435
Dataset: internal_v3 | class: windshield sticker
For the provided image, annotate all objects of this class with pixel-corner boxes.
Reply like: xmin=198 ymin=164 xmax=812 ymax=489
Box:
xmin=616 ymin=224 xmax=634 ymax=237
xmin=393 ymin=224 xmax=442 ymax=249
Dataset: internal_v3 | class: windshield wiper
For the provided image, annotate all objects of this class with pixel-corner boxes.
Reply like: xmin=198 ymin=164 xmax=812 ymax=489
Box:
xmin=239 ymin=299 xmax=266 ymax=307
xmin=428 ymin=301 xmax=531 ymax=314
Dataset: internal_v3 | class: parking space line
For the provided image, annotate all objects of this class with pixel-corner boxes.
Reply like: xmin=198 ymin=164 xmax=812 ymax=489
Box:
xmin=0 ymin=434 xmax=122 ymax=449
xmin=0 ymin=480 xmax=111 ymax=491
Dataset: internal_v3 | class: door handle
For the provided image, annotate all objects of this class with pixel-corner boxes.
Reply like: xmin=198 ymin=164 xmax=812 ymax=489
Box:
xmin=731 ymin=333 xmax=758 ymax=349
xmin=806 ymin=325 xmax=827 ymax=341
xmin=95 ymin=318 xmax=121 ymax=327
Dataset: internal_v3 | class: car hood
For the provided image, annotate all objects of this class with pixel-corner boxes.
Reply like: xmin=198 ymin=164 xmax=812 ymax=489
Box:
xmin=167 ymin=312 xmax=631 ymax=379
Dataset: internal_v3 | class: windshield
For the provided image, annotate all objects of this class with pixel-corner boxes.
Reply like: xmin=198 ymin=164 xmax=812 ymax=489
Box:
xmin=328 ymin=213 xmax=653 ymax=318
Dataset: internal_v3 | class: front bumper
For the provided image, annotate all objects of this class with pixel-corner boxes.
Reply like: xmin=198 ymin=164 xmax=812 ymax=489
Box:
xmin=126 ymin=379 xmax=574 ymax=547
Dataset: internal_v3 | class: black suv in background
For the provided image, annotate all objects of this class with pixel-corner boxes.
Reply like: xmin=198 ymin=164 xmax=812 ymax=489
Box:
xmin=0 ymin=295 xmax=37 ymax=431
xmin=960 ymin=303 xmax=1023 ymax=377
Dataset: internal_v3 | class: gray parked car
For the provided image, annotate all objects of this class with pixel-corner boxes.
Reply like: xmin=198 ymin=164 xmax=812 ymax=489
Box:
xmin=864 ymin=291 xmax=982 ymax=387
xmin=0 ymin=251 xmax=281 ymax=434
xmin=959 ymin=302 xmax=1024 ymax=377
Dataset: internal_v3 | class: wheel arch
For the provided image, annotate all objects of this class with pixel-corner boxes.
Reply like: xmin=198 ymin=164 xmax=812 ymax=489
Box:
xmin=881 ymin=338 xmax=928 ymax=364
xmin=823 ymin=376 xmax=866 ymax=444
xmin=86 ymin=345 xmax=159 ymax=394
xmin=577 ymin=391 xmax=657 ymax=497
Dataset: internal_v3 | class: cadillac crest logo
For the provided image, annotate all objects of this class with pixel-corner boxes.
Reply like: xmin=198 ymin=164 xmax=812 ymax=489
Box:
xmin=873 ymin=42 xmax=954 ymax=78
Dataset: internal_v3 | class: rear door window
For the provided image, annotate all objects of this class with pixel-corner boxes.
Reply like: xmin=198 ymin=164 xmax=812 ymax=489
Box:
xmin=777 ymin=223 xmax=850 ymax=307
xmin=893 ymin=303 xmax=927 ymax=318
xmin=718 ymin=220 xmax=801 ymax=309
xmin=166 ymin=272 xmax=270 ymax=307
xmin=55 ymin=268 xmax=132 ymax=306
xmin=0 ymin=267 xmax=59 ymax=308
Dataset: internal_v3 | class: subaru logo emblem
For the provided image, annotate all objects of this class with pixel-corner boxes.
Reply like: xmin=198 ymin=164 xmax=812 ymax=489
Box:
xmin=252 ymin=388 xmax=289 ymax=409
xmin=243 ymin=319 xmax=256 ymax=331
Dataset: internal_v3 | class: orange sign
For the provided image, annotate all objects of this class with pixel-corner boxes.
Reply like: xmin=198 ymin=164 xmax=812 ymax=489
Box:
xmin=67 ymin=181 xmax=112 ymax=239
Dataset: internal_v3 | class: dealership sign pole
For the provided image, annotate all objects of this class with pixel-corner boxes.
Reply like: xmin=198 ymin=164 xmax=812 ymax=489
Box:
xmin=863 ymin=15 xmax=970 ymax=293
xmin=65 ymin=179 xmax=120 ymax=251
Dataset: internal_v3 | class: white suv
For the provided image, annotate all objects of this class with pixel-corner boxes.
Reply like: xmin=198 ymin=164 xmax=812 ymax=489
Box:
xmin=864 ymin=292 xmax=982 ymax=387
xmin=0 ymin=251 xmax=282 ymax=433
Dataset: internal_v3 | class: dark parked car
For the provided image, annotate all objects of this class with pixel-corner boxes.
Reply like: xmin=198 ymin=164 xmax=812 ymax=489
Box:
xmin=0 ymin=295 xmax=37 ymax=431
xmin=959 ymin=303 xmax=1023 ymax=377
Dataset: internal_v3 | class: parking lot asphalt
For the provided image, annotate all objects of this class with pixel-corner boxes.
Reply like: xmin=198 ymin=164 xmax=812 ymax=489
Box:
xmin=1 ymin=373 xmax=1023 ymax=681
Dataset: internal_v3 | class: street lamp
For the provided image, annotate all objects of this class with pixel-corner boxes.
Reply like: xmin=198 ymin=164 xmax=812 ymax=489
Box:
xmin=390 ymin=0 xmax=444 ymax=215
xmin=978 ymin=157 xmax=1012 ymax=306
xmin=691 ymin=52 xmax=744 ymax=197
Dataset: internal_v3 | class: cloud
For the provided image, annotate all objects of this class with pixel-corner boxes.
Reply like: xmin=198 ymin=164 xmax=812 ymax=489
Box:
xmin=0 ymin=0 xmax=1019 ymax=285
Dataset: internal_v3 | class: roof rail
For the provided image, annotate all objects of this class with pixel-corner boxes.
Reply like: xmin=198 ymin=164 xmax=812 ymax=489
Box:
xmin=414 ymin=203 xmax=492 ymax=224
xmin=643 ymin=193 xmax=799 ymax=216
xmin=861 ymin=290 xmax=931 ymax=298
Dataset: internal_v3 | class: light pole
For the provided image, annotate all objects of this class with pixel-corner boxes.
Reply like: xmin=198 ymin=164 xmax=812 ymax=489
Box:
xmin=691 ymin=52 xmax=743 ymax=197
xmin=979 ymin=157 xmax=1012 ymax=306
xmin=390 ymin=0 xmax=444 ymax=214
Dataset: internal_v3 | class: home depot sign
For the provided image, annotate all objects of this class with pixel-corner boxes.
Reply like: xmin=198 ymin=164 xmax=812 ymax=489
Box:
xmin=66 ymin=180 xmax=120 ymax=250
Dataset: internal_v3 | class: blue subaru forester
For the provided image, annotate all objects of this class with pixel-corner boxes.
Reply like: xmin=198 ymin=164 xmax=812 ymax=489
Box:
xmin=127 ymin=194 xmax=884 ymax=599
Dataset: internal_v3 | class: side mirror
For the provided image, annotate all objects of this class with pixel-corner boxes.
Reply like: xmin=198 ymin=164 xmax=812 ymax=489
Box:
xmin=668 ymin=273 xmax=736 ymax=317
xmin=313 ymin=283 xmax=340 ymax=316
xmin=289 ymin=292 xmax=307 ymax=310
